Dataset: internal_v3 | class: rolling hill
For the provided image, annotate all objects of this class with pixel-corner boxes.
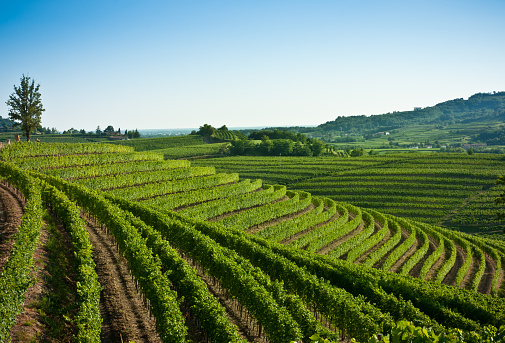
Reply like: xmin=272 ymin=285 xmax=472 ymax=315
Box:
xmin=0 ymin=141 xmax=504 ymax=342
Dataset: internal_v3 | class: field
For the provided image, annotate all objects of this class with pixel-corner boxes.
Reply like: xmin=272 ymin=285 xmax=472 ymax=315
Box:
xmin=191 ymin=154 xmax=505 ymax=232
xmin=0 ymin=141 xmax=505 ymax=342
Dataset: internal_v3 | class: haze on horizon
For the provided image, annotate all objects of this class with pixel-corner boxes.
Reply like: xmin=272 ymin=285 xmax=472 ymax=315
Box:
xmin=1 ymin=0 xmax=504 ymax=132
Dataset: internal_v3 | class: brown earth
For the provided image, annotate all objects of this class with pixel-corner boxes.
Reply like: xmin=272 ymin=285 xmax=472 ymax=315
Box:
xmin=280 ymin=209 xmax=341 ymax=245
xmin=388 ymin=231 xmax=420 ymax=273
xmin=317 ymin=212 xmax=363 ymax=255
xmin=84 ymin=217 xmax=163 ymax=343
xmin=354 ymin=219 xmax=387 ymax=264
xmin=0 ymin=182 xmax=25 ymax=271
xmin=246 ymin=203 xmax=315 ymax=235
xmin=443 ymin=244 xmax=466 ymax=287
xmin=478 ymin=252 xmax=497 ymax=295
xmin=408 ymin=235 xmax=438 ymax=278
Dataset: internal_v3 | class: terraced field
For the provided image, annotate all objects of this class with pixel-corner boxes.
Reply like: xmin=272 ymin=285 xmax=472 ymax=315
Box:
xmin=1 ymin=142 xmax=504 ymax=342
xmin=190 ymin=154 xmax=505 ymax=232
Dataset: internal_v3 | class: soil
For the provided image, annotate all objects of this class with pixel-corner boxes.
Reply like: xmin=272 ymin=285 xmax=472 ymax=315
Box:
xmin=354 ymin=219 xmax=387 ymax=264
xmin=443 ymin=244 xmax=466 ymax=287
xmin=389 ymin=232 xmax=420 ymax=273
xmin=182 ymin=256 xmax=268 ymax=342
xmin=317 ymin=212 xmax=364 ymax=255
xmin=477 ymin=252 xmax=496 ymax=295
xmin=85 ymin=217 xmax=163 ymax=343
xmin=246 ymin=203 xmax=315 ymax=235
xmin=0 ymin=182 xmax=25 ymax=271
xmin=408 ymin=234 xmax=438 ymax=279
xmin=280 ymin=209 xmax=341 ymax=245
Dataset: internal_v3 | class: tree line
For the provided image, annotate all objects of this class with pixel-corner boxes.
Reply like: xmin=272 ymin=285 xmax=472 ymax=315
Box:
xmin=236 ymin=129 xmax=326 ymax=156
xmin=4 ymin=75 xmax=141 ymax=141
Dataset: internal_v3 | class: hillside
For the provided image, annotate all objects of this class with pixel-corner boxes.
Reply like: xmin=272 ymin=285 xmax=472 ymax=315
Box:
xmin=0 ymin=141 xmax=504 ymax=342
xmin=192 ymin=153 xmax=505 ymax=232
xmin=318 ymin=92 xmax=505 ymax=134
xmin=259 ymin=92 xmax=505 ymax=148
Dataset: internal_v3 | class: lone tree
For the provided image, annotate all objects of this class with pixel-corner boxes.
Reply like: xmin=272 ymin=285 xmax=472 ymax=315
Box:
xmin=6 ymin=75 xmax=45 ymax=141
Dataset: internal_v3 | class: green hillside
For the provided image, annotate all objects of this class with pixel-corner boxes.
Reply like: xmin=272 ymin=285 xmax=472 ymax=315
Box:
xmin=0 ymin=141 xmax=504 ymax=342
xmin=192 ymin=153 xmax=505 ymax=232
xmin=319 ymin=92 xmax=505 ymax=134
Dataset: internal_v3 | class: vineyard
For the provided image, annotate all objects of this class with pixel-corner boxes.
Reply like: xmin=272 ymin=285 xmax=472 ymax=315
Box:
xmin=190 ymin=154 xmax=505 ymax=232
xmin=0 ymin=142 xmax=504 ymax=342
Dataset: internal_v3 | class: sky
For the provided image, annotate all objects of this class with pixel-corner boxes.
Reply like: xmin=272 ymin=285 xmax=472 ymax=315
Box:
xmin=1 ymin=1 xmax=504 ymax=131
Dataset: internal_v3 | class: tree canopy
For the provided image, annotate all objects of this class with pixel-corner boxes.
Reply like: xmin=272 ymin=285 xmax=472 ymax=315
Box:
xmin=6 ymin=75 xmax=45 ymax=141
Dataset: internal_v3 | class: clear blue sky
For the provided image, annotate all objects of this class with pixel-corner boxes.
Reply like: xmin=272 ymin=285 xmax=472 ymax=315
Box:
xmin=1 ymin=0 xmax=504 ymax=131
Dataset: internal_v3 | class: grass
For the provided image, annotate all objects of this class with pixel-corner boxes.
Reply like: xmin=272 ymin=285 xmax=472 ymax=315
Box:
xmin=34 ymin=211 xmax=78 ymax=341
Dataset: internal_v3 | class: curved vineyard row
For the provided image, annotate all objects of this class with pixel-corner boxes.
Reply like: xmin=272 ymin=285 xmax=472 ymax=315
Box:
xmin=0 ymin=142 xmax=504 ymax=342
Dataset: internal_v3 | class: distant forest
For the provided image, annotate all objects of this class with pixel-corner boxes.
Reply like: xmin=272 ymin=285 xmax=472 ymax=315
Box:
xmin=0 ymin=116 xmax=15 ymax=131
xmin=264 ymin=92 xmax=505 ymax=138
xmin=318 ymin=92 xmax=505 ymax=133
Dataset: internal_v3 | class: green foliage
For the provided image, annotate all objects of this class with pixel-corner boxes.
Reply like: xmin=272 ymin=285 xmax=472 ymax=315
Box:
xmin=230 ymin=138 xmax=326 ymax=157
xmin=5 ymin=74 xmax=45 ymax=141
xmin=495 ymin=175 xmax=505 ymax=230
xmin=197 ymin=123 xmax=216 ymax=136
xmin=317 ymin=92 xmax=505 ymax=135
xmin=0 ymin=162 xmax=102 ymax=341
xmin=110 ymin=134 xmax=203 ymax=151
xmin=0 ymin=164 xmax=43 ymax=341
xmin=192 ymin=153 xmax=505 ymax=231
xmin=4 ymin=141 xmax=505 ymax=343
xmin=0 ymin=141 xmax=134 ymax=159
xmin=38 ymin=174 xmax=189 ymax=342
xmin=351 ymin=147 xmax=365 ymax=157
xmin=151 ymin=143 xmax=227 ymax=159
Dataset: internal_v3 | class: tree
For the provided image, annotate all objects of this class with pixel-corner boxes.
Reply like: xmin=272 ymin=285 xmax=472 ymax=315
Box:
xmin=310 ymin=140 xmax=325 ymax=156
xmin=350 ymin=148 xmax=365 ymax=157
xmin=6 ymin=75 xmax=45 ymax=141
xmin=198 ymin=124 xmax=216 ymax=136
xmin=259 ymin=136 xmax=273 ymax=155
xmin=271 ymin=139 xmax=294 ymax=156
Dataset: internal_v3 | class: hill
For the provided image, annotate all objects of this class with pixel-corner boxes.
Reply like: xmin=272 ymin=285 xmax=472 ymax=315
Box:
xmin=0 ymin=141 xmax=504 ymax=342
xmin=192 ymin=153 xmax=505 ymax=232
xmin=259 ymin=92 xmax=505 ymax=148
xmin=317 ymin=91 xmax=505 ymax=134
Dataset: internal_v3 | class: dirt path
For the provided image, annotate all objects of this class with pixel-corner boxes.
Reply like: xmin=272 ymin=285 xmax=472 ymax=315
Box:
xmin=389 ymin=232 xmax=420 ymax=273
xmin=0 ymin=182 xmax=25 ymax=271
xmin=409 ymin=235 xmax=438 ymax=278
xmin=85 ymin=219 xmax=162 ymax=343
xmin=425 ymin=241 xmax=447 ymax=281
xmin=477 ymin=252 xmax=496 ymax=295
xmin=280 ymin=209 xmax=341 ymax=245
xmin=317 ymin=212 xmax=363 ymax=255
xmin=183 ymin=256 xmax=268 ymax=342
xmin=354 ymin=219 xmax=388 ymax=264
xmin=246 ymin=203 xmax=315 ymax=235
xmin=443 ymin=244 xmax=466 ymax=287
